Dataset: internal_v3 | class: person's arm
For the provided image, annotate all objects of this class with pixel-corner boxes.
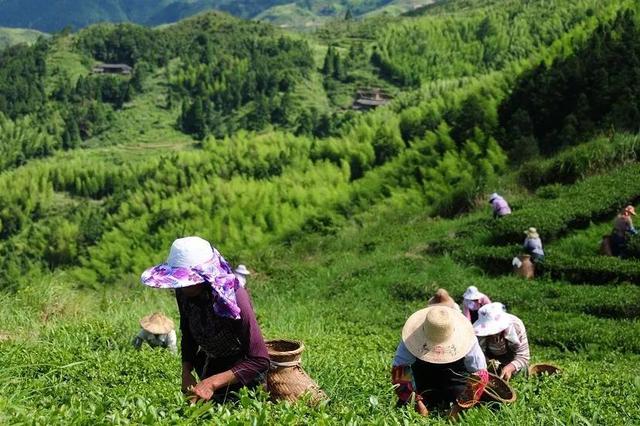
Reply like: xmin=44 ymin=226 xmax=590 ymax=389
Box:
xmin=503 ymin=320 xmax=530 ymax=380
xmin=167 ymin=330 xmax=178 ymax=354
xmin=456 ymin=340 xmax=489 ymax=408
xmin=628 ymin=218 xmax=638 ymax=235
xmin=132 ymin=329 xmax=145 ymax=349
xmin=391 ymin=341 xmax=425 ymax=413
xmin=481 ymin=295 xmax=492 ymax=305
xmin=191 ymin=287 xmax=269 ymax=400
xmin=229 ymin=287 xmax=270 ymax=384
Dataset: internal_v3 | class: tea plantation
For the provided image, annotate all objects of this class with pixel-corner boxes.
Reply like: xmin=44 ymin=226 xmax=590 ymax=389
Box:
xmin=1 ymin=0 xmax=640 ymax=424
xmin=1 ymin=160 xmax=639 ymax=424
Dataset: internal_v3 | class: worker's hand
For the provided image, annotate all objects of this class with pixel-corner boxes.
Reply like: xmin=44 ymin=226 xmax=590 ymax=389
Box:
xmin=191 ymin=377 xmax=216 ymax=401
xmin=416 ymin=400 xmax=429 ymax=416
xmin=181 ymin=370 xmax=197 ymax=394
xmin=500 ymin=364 xmax=516 ymax=381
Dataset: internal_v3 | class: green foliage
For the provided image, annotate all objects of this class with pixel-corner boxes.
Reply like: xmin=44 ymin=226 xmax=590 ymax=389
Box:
xmin=491 ymin=164 xmax=640 ymax=244
xmin=500 ymin=8 xmax=640 ymax=156
xmin=0 ymin=113 xmax=59 ymax=171
xmin=0 ymin=41 xmax=47 ymax=119
xmin=518 ymin=134 xmax=640 ymax=189
xmin=0 ymin=27 xmax=47 ymax=50
xmin=76 ymin=23 xmax=170 ymax=66
xmin=374 ymin=0 xmax=608 ymax=87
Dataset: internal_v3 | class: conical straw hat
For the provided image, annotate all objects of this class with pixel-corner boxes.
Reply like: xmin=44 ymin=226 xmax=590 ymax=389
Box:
xmin=402 ymin=306 xmax=476 ymax=364
xmin=140 ymin=312 xmax=175 ymax=334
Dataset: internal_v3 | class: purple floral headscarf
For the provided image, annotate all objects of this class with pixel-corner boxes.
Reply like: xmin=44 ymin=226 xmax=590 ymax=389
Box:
xmin=141 ymin=247 xmax=241 ymax=320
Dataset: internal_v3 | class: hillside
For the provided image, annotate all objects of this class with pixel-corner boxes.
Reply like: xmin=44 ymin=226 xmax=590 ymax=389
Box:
xmin=0 ymin=27 xmax=47 ymax=50
xmin=0 ymin=0 xmax=291 ymax=32
xmin=256 ymin=0 xmax=438 ymax=30
xmin=0 ymin=0 xmax=640 ymax=423
xmin=0 ymin=0 xmax=435 ymax=32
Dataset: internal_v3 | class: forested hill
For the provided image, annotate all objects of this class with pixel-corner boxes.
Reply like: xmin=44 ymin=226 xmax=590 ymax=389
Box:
xmin=0 ymin=0 xmax=432 ymax=33
xmin=0 ymin=27 xmax=47 ymax=50
xmin=0 ymin=0 xmax=639 ymax=294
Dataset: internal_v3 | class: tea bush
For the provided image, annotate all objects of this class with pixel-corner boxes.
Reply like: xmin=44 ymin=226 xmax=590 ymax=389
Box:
xmin=518 ymin=134 xmax=640 ymax=189
xmin=491 ymin=164 xmax=640 ymax=244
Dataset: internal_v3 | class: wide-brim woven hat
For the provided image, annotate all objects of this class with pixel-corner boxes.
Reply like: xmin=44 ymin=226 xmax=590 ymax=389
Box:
xmin=402 ymin=306 xmax=476 ymax=364
xmin=473 ymin=303 xmax=512 ymax=336
xmin=140 ymin=236 xmax=224 ymax=289
xmin=489 ymin=193 xmax=499 ymax=202
xmin=235 ymin=264 xmax=251 ymax=275
xmin=140 ymin=312 xmax=174 ymax=334
xmin=524 ymin=227 xmax=539 ymax=239
xmin=624 ymin=205 xmax=636 ymax=216
xmin=463 ymin=286 xmax=482 ymax=300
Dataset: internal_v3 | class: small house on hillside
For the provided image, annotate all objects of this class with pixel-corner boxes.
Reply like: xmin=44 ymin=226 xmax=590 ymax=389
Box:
xmin=353 ymin=88 xmax=392 ymax=111
xmin=92 ymin=63 xmax=133 ymax=75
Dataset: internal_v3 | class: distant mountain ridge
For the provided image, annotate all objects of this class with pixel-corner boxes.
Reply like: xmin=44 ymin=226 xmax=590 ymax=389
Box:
xmin=0 ymin=0 xmax=290 ymax=32
xmin=0 ymin=0 xmax=436 ymax=32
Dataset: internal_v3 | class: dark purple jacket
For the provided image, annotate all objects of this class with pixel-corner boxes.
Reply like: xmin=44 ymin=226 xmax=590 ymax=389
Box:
xmin=176 ymin=286 xmax=269 ymax=385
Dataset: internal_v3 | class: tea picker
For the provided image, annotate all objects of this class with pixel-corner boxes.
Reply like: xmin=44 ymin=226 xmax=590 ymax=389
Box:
xmin=462 ymin=286 xmax=491 ymax=323
xmin=473 ymin=303 xmax=530 ymax=382
xmin=391 ymin=306 xmax=489 ymax=418
xmin=489 ymin=193 xmax=512 ymax=219
xmin=132 ymin=312 xmax=177 ymax=353
xmin=140 ymin=237 xmax=270 ymax=403
xmin=234 ymin=264 xmax=251 ymax=288
xmin=610 ymin=205 xmax=637 ymax=257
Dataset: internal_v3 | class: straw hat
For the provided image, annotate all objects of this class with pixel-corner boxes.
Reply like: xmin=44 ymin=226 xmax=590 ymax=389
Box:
xmin=473 ymin=303 xmax=512 ymax=337
xmin=140 ymin=312 xmax=174 ymax=334
xmin=463 ymin=286 xmax=483 ymax=301
xmin=524 ymin=227 xmax=539 ymax=239
xmin=489 ymin=193 xmax=500 ymax=202
xmin=624 ymin=205 xmax=636 ymax=216
xmin=235 ymin=264 xmax=251 ymax=275
xmin=402 ymin=306 xmax=476 ymax=364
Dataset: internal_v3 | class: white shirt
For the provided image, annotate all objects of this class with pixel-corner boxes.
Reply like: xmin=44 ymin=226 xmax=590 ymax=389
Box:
xmin=132 ymin=329 xmax=177 ymax=353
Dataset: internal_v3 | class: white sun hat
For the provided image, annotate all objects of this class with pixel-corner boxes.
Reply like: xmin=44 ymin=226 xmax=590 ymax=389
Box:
xmin=473 ymin=302 xmax=512 ymax=336
xmin=463 ymin=286 xmax=483 ymax=300
xmin=402 ymin=305 xmax=476 ymax=364
xmin=235 ymin=264 xmax=251 ymax=275
xmin=141 ymin=236 xmax=229 ymax=289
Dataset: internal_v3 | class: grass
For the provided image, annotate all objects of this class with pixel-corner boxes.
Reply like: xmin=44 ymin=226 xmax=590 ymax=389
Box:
xmin=0 ymin=27 xmax=47 ymax=50
xmin=45 ymin=36 xmax=89 ymax=94
xmin=1 ymin=200 xmax=639 ymax=424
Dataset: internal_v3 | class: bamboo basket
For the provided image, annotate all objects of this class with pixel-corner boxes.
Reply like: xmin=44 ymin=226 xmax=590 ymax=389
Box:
xmin=481 ymin=373 xmax=517 ymax=404
xmin=528 ymin=363 xmax=562 ymax=377
xmin=265 ymin=339 xmax=327 ymax=405
xmin=514 ymin=255 xmax=535 ymax=279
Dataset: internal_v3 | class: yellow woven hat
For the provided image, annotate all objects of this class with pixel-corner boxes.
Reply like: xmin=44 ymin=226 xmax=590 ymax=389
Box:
xmin=139 ymin=312 xmax=175 ymax=334
xmin=402 ymin=306 xmax=476 ymax=364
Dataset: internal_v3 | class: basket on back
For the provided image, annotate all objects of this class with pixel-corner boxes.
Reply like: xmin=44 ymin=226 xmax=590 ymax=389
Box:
xmin=514 ymin=255 xmax=535 ymax=279
xmin=265 ymin=339 xmax=327 ymax=405
xmin=529 ymin=363 xmax=562 ymax=377
xmin=481 ymin=373 xmax=517 ymax=404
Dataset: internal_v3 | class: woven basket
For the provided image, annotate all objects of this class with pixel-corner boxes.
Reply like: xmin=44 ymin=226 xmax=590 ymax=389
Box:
xmin=265 ymin=339 xmax=327 ymax=405
xmin=514 ymin=255 xmax=535 ymax=279
xmin=528 ymin=363 xmax=562 ymax=377
xmin=481 ymin=373 xmax=517 ymax=404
